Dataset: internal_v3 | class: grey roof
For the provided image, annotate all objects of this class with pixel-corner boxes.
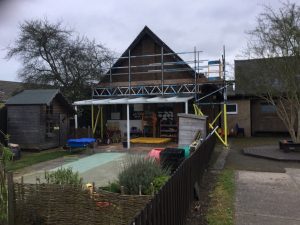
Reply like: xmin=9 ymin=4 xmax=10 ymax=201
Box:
xmin=234 ymin=57 xmax=300 ymax=96
xmin=0 ymin=80 xmax=23 ymax=102
xmin=6 ymin=89 xmax=59 ymax=105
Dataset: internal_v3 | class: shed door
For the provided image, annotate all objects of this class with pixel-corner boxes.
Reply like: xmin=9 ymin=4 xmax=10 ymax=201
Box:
xmin=59 ymin=114 xmax=68 ymax=145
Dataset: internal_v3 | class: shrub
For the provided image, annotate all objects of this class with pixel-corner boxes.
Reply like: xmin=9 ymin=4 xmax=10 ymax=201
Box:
xmin=44 ymin=167 xmax=83 ymax=186
xmin=100 ymin=181 xmax=121 ymax=193
xmin=118 ymin=155 xmax=169 ymax=195
xmin=145 ymin=175 xmax=170 ymax=195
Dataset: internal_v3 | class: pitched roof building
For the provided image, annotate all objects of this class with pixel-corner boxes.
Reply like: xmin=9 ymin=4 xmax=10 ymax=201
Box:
xmin=75 ymin=26 xmax=225 ymax=145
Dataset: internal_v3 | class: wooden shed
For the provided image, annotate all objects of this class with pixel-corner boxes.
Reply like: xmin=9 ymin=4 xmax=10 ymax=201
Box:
xmin=6 ymin=89 xmax=74 ymax=150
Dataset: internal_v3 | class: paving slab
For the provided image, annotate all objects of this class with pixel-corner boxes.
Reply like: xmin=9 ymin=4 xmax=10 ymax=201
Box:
xmin=235 ymin=170 xmax=300 ymax=225
xmin=285 ymin=168 xmax=300 ymax=188
xmin=235 ymin=213 xmax=300 ymax=225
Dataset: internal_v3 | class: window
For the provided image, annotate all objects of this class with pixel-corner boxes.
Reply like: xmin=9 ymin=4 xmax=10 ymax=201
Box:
xmin=226 ymin=103 xmax=238 ymax=114
xmin=46 ymin=122 xmax=54 ymax=133
xmin=260 ymin=103 xmax=276 ymax=113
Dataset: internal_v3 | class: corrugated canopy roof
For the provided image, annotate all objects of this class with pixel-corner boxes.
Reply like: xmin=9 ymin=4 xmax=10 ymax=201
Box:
xmin=6 ymin=89 xmax=59 ymax=105
xmin=73 ymin=96 xmax=194 ymax=106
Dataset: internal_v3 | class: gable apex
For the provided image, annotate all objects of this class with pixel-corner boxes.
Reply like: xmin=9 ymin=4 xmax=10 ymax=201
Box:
xmin=121 ymin=26 xmax=171 ymax=57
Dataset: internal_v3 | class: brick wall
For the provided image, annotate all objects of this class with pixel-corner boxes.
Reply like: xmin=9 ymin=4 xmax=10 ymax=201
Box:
xmin=226 ymin=99 xmax=251 ymax=137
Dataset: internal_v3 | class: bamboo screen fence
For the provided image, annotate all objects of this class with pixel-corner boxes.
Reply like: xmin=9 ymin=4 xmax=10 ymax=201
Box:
xmin=13 ymin=183 xmax=150 ymax=225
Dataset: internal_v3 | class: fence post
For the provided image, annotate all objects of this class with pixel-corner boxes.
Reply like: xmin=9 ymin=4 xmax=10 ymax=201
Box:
xmin=150 ymin=183 xmax=154 ymax=196
xmin=7 ymin=172 xmax=15 ymax=225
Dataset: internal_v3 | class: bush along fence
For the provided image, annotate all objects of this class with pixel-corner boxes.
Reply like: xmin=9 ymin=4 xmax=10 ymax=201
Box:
xmin=129 ymin=134 xmax=216 ymax=225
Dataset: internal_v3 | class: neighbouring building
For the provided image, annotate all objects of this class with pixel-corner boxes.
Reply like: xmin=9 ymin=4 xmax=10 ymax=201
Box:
xmin=6 ymin=89 xmax=75 ymax=150
xmin=0 ymin=80 xmax=23 ymax=144
xmin=228 ymin=58 xmax=296 ymax=137
xmin=0 ymin=80 xmax=23 ymax=102
xmin=226 ymin=87 xmax=251 ymax=137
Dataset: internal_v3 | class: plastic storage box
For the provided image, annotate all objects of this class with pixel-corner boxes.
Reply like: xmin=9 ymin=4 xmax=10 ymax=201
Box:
xmin=160 ymin=148 xmax=185 ymax=173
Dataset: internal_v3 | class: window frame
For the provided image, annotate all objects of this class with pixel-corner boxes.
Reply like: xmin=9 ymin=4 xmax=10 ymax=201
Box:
xmin=260 ymin=102 xmax=276 ymax=114
xmin=226 ymin=103 xmax=238 ymax=115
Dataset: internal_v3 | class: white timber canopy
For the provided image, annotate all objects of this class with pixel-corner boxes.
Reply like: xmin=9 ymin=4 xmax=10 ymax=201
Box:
xmin=73 ymin=96 xmax=194 ymax=149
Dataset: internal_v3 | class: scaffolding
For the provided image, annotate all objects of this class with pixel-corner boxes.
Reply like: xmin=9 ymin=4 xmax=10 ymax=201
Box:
xmin=93 ymin=47 xmax=225 ymax=98
xmin=194 ymin=46 xmax=229 ymax=147
xmin=86 ymin=46 xmax=230 ymax=147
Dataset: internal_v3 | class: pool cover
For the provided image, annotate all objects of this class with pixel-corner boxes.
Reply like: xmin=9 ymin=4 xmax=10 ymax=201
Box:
xmin=67 ymin=138 xmax=96 ymax=148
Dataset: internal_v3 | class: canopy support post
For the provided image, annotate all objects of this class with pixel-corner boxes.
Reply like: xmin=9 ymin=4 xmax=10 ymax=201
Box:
xmin=75 ymin=105 xmax=78 ymax=129
xmin=185 ymin=101 xmax=188 ymax=114
xmin=127 ymin=104 xmax=130 ymax=149
xmin=100 ymin=106 xmax=103 ymax=139
xmin=91 ymin=104 xmax=94 ymax=137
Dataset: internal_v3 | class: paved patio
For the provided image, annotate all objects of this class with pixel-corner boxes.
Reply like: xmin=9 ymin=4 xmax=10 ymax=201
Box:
xmin=243 ymin=145 xmax=300 ymax=161
xmin=235 ymin=169 xmax=300 ymax=225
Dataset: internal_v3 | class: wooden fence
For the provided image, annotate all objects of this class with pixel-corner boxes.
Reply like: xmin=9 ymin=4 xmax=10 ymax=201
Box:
xmin=129 ymin=134 xmax=216 ymax=225
xmin=7 ymin=180 xmax=150 ymax=225
xmin=5 ymin=134 xmax=216 ymax=225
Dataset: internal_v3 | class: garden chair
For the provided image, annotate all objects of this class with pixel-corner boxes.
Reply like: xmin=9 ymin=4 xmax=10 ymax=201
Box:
xmin=111 ymin=130 xmax=121 ymax=143
xmin=235 ymin=123 xmax=245 ymax=136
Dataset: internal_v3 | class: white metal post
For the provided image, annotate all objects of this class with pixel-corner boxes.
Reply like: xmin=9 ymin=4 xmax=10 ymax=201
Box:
xmin=74 ymin=105 xmax=78 ymax=129
xmin=161 ymin=46 xmax=164 ymax=95
xmin=127 ymin=104 xmax=130 ymax=149
xmin=185 ymin=101 xmax=188 ymax=114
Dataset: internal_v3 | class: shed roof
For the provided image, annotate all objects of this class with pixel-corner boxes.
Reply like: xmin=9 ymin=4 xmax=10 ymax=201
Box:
xmin=6 ymin=89 xmax=60 ymax=105
xmin=6 ymin=89 xmax=75 ymax=114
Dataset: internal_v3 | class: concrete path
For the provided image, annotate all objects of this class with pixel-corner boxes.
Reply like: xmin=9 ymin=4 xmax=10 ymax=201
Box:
xmin=235 ymin=169 xmax=300 ymax=225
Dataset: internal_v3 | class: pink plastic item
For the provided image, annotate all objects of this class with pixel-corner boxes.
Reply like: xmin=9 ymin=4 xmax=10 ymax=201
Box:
xmin=148 ymin=148 xmax=165 ymax=161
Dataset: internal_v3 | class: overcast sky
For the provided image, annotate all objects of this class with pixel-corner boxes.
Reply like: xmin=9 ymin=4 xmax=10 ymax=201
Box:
xmin=0 ymin=0 xmax=284 ymax=81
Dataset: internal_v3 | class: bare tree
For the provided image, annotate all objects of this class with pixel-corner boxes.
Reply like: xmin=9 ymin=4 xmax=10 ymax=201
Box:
xmin=7 ymin=19 xmax=113 ymax=101
xmin=239 ymin=2 xmax=300 ymax=143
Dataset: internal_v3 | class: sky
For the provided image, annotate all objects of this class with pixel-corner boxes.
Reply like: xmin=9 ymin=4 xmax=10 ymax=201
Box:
xmin=0 ymin=0 xmax=284 ymax=81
